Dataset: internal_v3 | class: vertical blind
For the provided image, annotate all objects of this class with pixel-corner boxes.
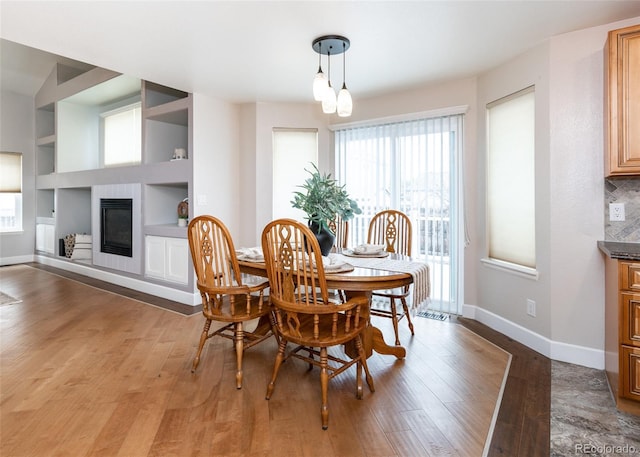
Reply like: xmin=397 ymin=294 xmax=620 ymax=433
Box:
xmin=335 ymin=114 xmax=464 ymax=314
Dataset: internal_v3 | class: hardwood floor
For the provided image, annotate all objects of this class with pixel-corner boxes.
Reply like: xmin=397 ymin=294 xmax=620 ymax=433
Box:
xmin=0 ymin=264 xmax=548 ymax=456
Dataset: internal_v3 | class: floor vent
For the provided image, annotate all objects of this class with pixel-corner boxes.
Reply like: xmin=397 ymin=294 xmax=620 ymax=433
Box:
xmin=416 ymin=311 xmax=449 ymax=321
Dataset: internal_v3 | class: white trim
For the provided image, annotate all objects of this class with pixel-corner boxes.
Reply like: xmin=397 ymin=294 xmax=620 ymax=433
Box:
xmin=480 ymin=257 xmax=539 ymax=280
xmin=462 ymin=304 xmax=604 ymax=369
xmin=328 ymin=105 xmax=469 ymax=130
xmin=0 ymin=254 xmax=35 ymax=266
xmin=35 ymin=255 xmax=200 ymax=306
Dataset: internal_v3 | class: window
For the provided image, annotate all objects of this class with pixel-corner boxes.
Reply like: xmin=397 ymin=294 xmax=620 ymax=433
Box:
xmin=102 ymin=102 xmax=141 ymax=167
xmin=272 ymin=128 xmax=318 ymax=220
xmin=335 ymin=112 xmax=465 ymax=314
xmin=486 ymin=87 xmax=535 ymax=270
xmin=0 ymin=151 xmax=23 ymax=232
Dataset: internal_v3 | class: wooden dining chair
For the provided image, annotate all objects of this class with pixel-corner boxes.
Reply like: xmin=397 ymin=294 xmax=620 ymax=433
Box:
xmin=328 ymin=215 xmax=349 ymax=250
xmin=261 ymin=218 xmax=374 ymax=430
xmin=367 ymin=209 xmax=415 ymax=345
xmin=187 ymin=215 xmax=275 ymax=389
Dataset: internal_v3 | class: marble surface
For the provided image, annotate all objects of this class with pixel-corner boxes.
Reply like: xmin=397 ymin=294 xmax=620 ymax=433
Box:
xmin=551 ymin=361 xmax=640 ymax=456
xmin=598 ymin=240 xmax=640 ymax=261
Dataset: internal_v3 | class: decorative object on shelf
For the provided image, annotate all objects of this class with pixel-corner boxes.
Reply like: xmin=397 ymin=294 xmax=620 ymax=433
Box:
xmin=172 ymin=147 xmax=187 ymax=160
xmin=291 ymin=163 xmax=361 ymax=256
xmin=177 ymin=198 xmax=189 ymax=226
xmin=312 ymin=35 xmax=352 ymax=117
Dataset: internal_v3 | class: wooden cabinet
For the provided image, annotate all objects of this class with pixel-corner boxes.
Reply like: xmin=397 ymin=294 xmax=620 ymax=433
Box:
xmin=605 ymin=24 xmax=640 ymax=176
xmin=604 ymin=258 xmax=640 ymax=414
xmin=145 ymin=236 xmax=189 ymax=285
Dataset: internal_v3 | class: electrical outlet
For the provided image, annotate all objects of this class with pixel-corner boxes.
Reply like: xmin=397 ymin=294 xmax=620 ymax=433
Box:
xmin=527 ymin=299 xmax=536 ymax=317
xmin=609 ymin=202 xmax=625 ymax=221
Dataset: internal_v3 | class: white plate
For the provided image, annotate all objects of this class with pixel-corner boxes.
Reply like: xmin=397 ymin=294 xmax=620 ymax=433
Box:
xmin=342 ymin=249 xmax=389 ymax=258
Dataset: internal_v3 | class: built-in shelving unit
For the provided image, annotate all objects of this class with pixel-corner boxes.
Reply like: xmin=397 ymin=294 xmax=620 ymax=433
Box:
xmin=33 ymin=63 xmax=194 ymax=300
xmin=143 ymin=82 xmax=191 ymax=165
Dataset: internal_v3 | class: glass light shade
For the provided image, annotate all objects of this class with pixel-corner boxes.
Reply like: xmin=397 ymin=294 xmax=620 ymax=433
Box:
xmin=313 ymin=70 xmax=328 ymax=101
xmin=322 ymin=84 xmax=337 ymax=114
xmin=337 ymin=87 xmax=352 ymax=117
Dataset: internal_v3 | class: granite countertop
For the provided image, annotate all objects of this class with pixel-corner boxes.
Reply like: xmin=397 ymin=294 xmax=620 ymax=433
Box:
xmin=597 ymin=240 xmax=640 ymax=261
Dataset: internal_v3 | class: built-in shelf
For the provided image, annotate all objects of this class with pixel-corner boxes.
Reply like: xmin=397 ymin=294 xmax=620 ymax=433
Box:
xmin=36 ymin=189 xmax=55 ymax=219
xmin=144 ymin=183 xmax=189 ymax=228
xmin=144 ymin=81 xmax=189 ymax=109
xmin=144 ymin=97 xmax=189 ymax=124
xmin=33 ymin=65 xmax=194 ymax=298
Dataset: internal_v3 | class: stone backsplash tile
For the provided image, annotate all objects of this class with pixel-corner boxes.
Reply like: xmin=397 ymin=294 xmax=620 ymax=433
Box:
xmin=605 ymin=177 xmax=640 ymax=241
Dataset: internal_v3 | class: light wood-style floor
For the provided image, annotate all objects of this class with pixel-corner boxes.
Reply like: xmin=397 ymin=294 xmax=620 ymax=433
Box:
xmin=1 ymin=264 xmax=510 ymax=457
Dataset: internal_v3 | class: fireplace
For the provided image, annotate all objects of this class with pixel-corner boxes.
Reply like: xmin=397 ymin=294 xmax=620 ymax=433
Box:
xmin=100 ymin=198 xmax=133 ymax=257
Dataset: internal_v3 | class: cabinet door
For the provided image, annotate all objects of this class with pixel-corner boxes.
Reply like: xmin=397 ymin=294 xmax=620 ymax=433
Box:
xmin=621 ymin=292 xmax=640 ymax=347
xmin=606 ymin=24 xmax=640 ymax=176
xmin=145 ymin=236 xmax=167 ymax=280
xmin=621 ymin=262 xmax=640 ymax=290
xmin=165 ymin=238 xmax=189 ymax=284
xmin=36 ymin=224 xmax=55 ymax=254
xmin=621 ymin=345 xmax=640 ymax=401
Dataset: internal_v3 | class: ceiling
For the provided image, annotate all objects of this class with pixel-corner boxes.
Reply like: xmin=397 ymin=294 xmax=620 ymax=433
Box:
xmin=2 ymin=1 xmax=639 ymax=104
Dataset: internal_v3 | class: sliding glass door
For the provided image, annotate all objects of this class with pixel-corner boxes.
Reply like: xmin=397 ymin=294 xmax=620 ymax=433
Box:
xmin=335 ymin=114 xmax=464 ymax=315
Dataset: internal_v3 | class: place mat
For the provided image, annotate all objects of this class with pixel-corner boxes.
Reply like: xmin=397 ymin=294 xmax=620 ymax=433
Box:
xmin=0 ymin=291 xmax=22 ymax=306
xmin=342 ymin=249 xmax=389 ymax=258
xmin=334 ymin=254 xmax=430 ymax=311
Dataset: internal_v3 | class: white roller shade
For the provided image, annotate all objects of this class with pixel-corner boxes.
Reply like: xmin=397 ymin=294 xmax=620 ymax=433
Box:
xmin=0 ymin=152 xmax=22 ymax=193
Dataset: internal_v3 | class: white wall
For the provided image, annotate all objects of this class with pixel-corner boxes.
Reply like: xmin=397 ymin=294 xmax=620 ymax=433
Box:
xmin=548 ymin=16 xmax=640 ymax=364
xmin=192 ymin=93 xmax=241 ymax=240
xmin=0 ymin=90 xmax=36 ymax=264
xmin=475 ymin=43 xmax=553 ymax=342
xmin=242 ymin=102 xmax=329 ymax=247
xmin=472 ymin=16 xmax=640 ymax=369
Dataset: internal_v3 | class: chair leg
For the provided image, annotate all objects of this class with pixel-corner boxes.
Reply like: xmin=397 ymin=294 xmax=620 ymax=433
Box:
xmin=192 ymin=318 xmax=212 ymax=373
xmin=320 ymin=347 xmax=329 ymax=430
xmin=234 ymin=322 xmax=244 ymax=389
xmin=355 ymin=335 xmax=375 ymax=393
xmin=390 ymin=298 xmax=401 ymax=346
xmin=401 ymin=297 xmax=415 ymax=336
xmin=266 ymin=338 xmax=287 ymax=400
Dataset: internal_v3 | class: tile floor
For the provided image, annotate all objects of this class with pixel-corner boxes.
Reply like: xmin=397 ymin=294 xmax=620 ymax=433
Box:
xmin=551 ymin=361 xmax=640 ymax=456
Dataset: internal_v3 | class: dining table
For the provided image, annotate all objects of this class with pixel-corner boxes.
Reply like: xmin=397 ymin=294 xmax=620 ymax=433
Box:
xmin=237 ymin=248 xmax=430 ymax=360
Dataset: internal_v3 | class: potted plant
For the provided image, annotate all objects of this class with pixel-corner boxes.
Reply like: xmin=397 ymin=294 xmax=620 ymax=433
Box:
xmin=291 ymin=163 xmax=361 ymax=255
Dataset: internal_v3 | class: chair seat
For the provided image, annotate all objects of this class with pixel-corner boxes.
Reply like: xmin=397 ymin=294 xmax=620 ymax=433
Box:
xmin=279 ymin=312 xmax=365 ymax=347
xmin=202 ymin=293 xmax=270 ymax=322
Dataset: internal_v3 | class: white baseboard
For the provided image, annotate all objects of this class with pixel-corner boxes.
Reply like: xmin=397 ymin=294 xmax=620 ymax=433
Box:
xmin=33 ymin=255 xmax=200 ymax=306
xmin=462 ymin=304 xmax=604 ymax=370
xmin=0 ymin=254 xmax=36 ymax=266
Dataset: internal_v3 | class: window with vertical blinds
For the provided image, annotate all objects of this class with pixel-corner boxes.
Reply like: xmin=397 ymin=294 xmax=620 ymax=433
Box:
xmin=0 ymin=151 xmax=23 ymax=232
xmin=334 ymin=113 xmax=464 ymax=314
xmin=486 ymin=87 xmax=536 ymax=270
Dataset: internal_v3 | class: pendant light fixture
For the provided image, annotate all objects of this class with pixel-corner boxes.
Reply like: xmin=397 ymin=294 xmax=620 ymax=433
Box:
xmin=336 ymin=41 xmax=352 ymax=117
xmin=312 ymin=42 xmax=328 ymax=101
xmin=312 ymin=35 xmax=351 ymax=116
xmin=322 ymin=49 xmax=337 ymax=114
